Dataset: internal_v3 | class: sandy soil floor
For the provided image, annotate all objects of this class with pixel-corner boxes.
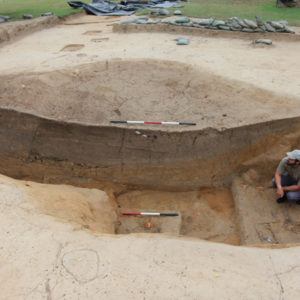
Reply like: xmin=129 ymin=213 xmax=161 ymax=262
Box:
xmin=1 ymin=14 xmax=299 ymax=100
xmin=116 ymin=188 xmax=240 ymax=245
xmin=0 ymin=174 xmax=300 ymax=299
xmin=0 ymin=15 xmax=300 ymax=131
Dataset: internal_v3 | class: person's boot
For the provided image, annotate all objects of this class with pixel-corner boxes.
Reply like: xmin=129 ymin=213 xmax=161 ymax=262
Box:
xmin=277 ymin=194 xmax=287 ymax=203
xmin=296 ymin=200 xmax=300 ymax=205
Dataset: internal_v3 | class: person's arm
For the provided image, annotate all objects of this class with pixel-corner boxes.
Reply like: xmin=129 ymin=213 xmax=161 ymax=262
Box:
xmin=282 ymin=185 xmax=300 ymax=192
xmin=275 ymin=170 xmax=284 ymax=197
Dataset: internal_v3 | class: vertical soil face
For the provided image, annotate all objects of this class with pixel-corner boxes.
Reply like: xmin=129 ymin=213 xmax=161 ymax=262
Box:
xmin=0 ymin=107 xmax=299 ymax=190
xmin=0 ymin=60 xmax=299 ymax=190
xmin=0 ymin=60 xmax=299 ymax=245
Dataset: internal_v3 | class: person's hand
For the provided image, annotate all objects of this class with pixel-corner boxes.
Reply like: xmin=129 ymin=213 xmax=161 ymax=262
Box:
xmin=276 ymin=186 xmax=284 ymax=197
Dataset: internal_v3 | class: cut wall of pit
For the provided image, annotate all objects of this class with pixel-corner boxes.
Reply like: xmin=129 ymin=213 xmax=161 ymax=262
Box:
xmin=1 ymin=60 xmax=300 ymax=246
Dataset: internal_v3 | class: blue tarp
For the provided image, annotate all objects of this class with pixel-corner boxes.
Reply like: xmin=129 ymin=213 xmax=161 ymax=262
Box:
xmin=68 ymin=0 xmax=183 ymax=16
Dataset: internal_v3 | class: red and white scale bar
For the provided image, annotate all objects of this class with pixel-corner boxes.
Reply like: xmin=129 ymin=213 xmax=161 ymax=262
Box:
xmin=110 ymin=120 xmax=196 ymax=126
xmin=122 ymin=212 xmax=179 ymax=216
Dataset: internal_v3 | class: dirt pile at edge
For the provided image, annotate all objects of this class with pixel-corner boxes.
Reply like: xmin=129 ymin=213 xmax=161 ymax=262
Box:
xmin=0 ymin=59 xmax=298 ymax=129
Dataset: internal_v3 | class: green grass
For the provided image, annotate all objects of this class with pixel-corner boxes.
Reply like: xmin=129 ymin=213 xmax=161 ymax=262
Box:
xmin=139 ymin=0 xmax=300 ymax=26
xmin=180 ymin=0 xmax=300 ymax=25
xmin=0 ymin=0 xmax=83 ymax=19
xmin=0 ymin=0 xmax=300 ymax=25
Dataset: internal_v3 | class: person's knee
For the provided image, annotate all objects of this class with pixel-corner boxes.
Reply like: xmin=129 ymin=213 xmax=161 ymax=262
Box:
xmin=286 ymin=191 xmax=300 ymax=201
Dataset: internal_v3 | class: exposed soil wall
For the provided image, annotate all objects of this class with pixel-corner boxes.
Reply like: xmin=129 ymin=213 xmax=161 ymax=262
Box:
xmin=0 ymin=59 xmax=299 ymax=190
xmin=113 ymin=23 xmax=300 ymax=42
xmin=0 ymin=16 xmax=58 ymax=44
xmin=0 ymin=107 xmax=299 ymax=190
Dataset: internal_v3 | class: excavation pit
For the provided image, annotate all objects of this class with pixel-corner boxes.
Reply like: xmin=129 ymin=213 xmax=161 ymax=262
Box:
xmin=1 ymin=14 xmax=300 ymax=298
xmin=18 ymin=176 xmax=300 ymax=247
xmin=115 ymin=188 xmax=239 ymax=245
xmin=0 ymin=60 xmax=300 ymax=247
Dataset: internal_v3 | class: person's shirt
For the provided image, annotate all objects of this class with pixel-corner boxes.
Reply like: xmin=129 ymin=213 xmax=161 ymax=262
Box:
xmin=277 ymin=157 xmax=300 ymax=184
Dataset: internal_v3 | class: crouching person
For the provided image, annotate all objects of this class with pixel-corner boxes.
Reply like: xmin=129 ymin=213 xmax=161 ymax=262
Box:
xmin=273 ymin=150 xmax=300 ymax=204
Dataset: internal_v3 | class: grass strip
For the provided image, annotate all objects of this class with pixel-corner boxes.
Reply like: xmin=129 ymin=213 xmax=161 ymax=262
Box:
xmin=0 ymin=0 xmax=81 ymax=19
xmin=0 ymin=0 xmax=299 ymax=25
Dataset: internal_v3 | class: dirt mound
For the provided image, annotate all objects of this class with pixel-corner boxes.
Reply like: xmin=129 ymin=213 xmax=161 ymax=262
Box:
xmin=0 ymin=59 xmax=298 ymax=129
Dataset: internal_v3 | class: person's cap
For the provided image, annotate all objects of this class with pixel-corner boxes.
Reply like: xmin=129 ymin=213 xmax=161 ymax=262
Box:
xmin=286 ymin=150 xmax=300 ymax=160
